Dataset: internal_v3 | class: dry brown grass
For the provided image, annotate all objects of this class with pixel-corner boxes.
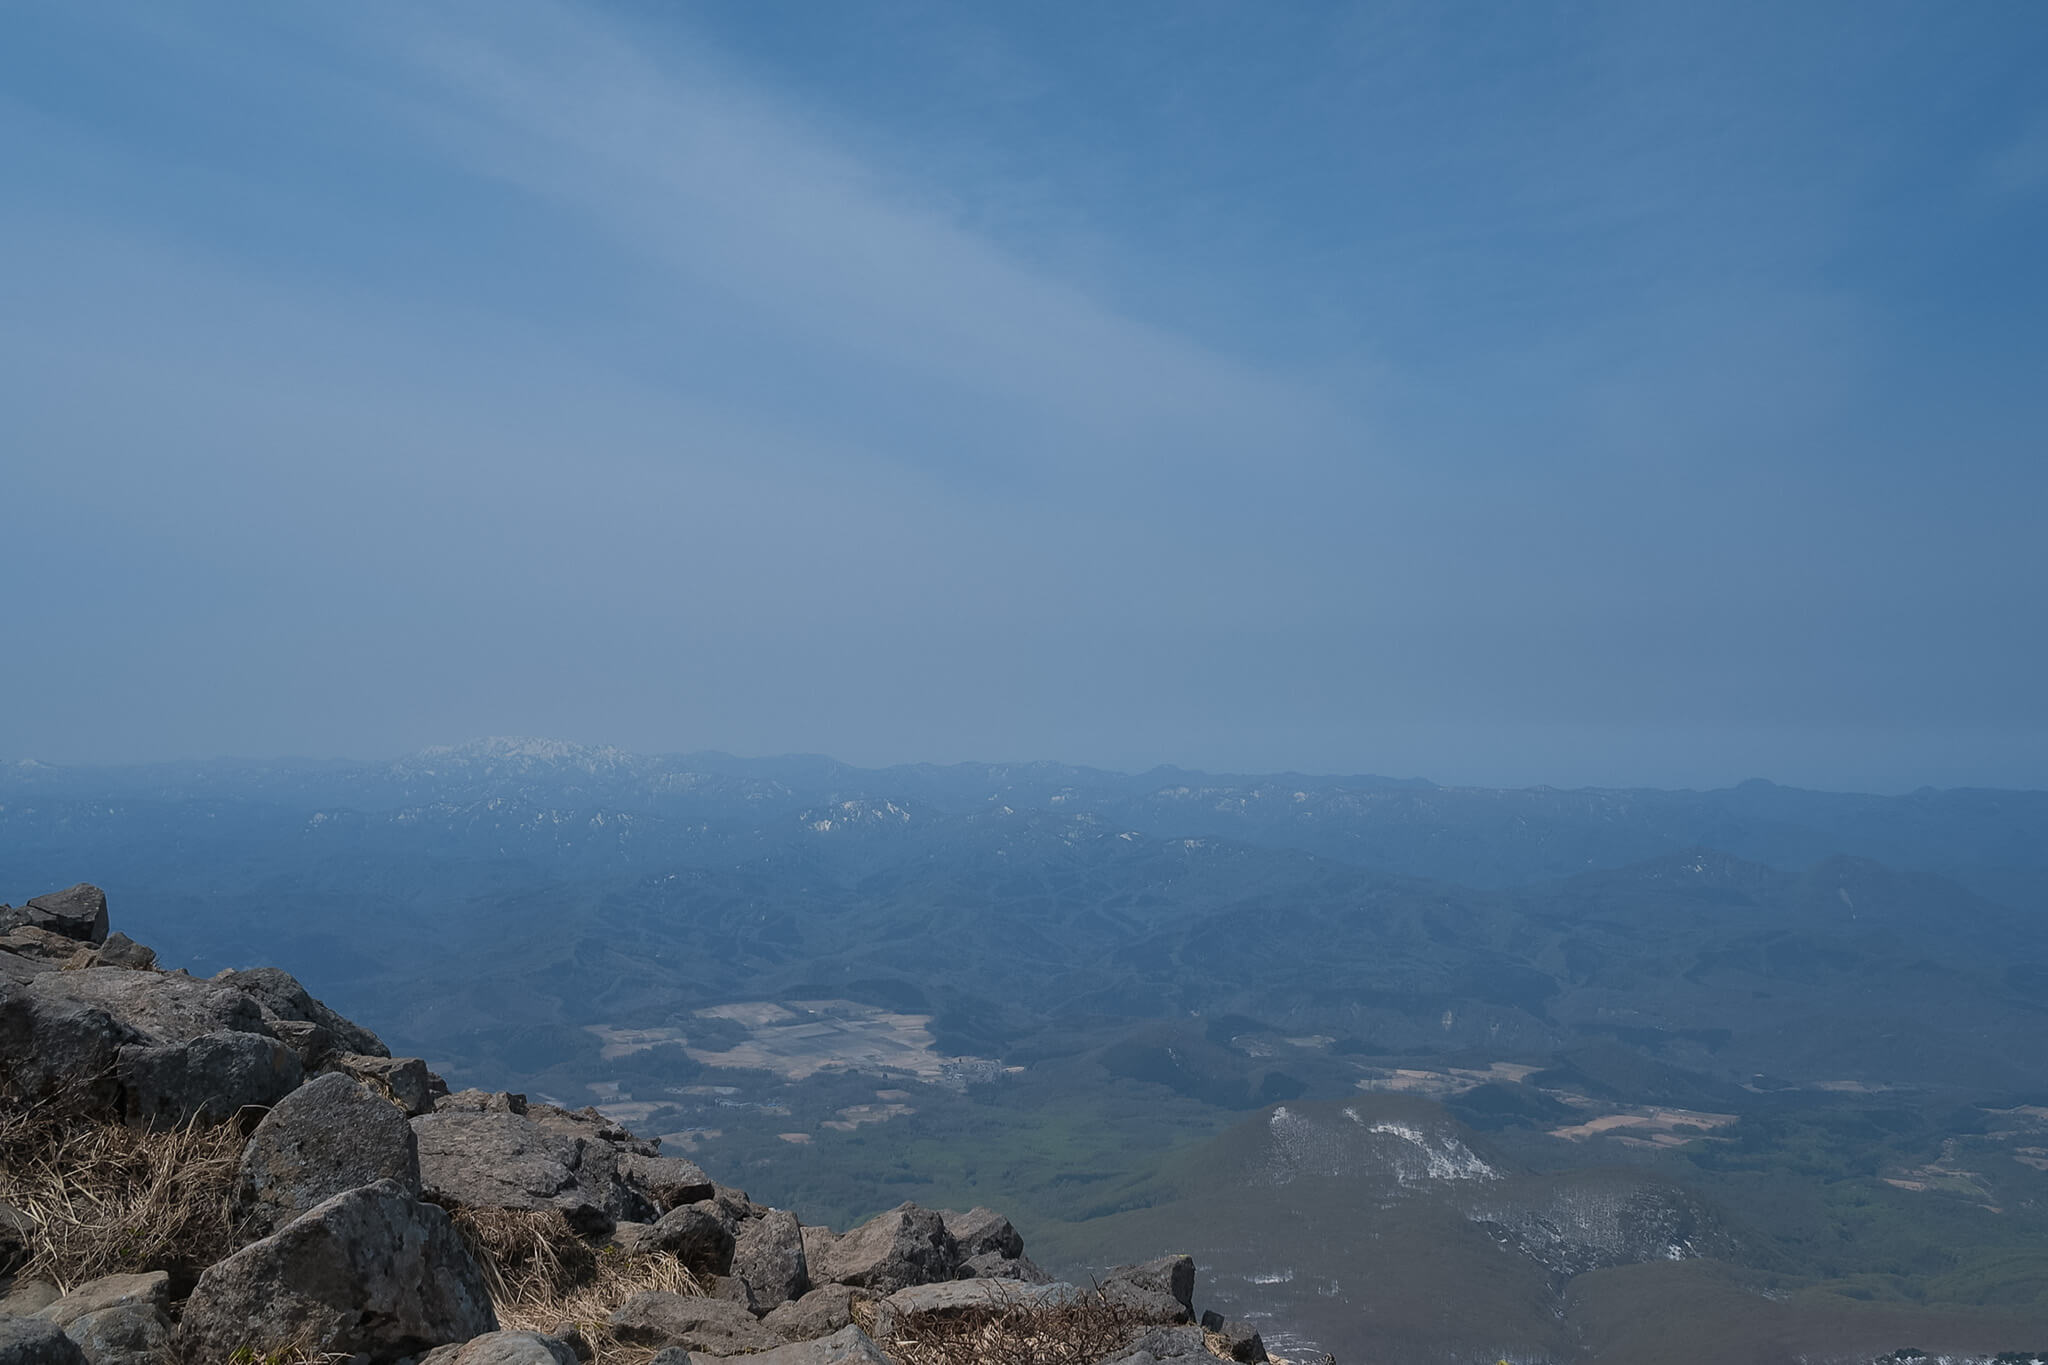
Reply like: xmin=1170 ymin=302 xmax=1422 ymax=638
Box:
xmin=448 ymin=1205 xmax=707 ymax=1365
xmin=870 ymin=1289 xmax=1147 ymax=1365
xmin=0 ymin=1096 xmax=244 ymax=1291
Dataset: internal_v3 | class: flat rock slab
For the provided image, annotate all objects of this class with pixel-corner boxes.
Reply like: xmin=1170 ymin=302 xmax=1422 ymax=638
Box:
xmin=607 ymin=1292 xmax=783 ymax=1355
xmin=882 ymin=1278 xmax=1076 ymax=1318
xmin=0 ymin=886 xmax=108 ymax=946
xmin=693 ymin=1324 xmax=891 ymax=1365
xmin=417 ymin=1330 xmax=580 ymax=1364
xmin=762 ymin=1283 xmax=869 ymax=1343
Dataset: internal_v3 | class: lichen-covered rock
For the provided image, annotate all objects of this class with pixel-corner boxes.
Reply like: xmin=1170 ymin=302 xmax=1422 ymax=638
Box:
xmin=1100 ymin=1255 xmax=1195 ymax=1325
xmin=0 ymin=1280 xmax=61 ymax=1316
xmin=213 ymin=966 xmax=387 ymax=1057
xmin=178 ymin=1179 xmax=495 ymax=1363
xmin=960 ymin=1249 xmax=1051 ymax=1282
xmin=0 ymin=1317 xmax=87 ymax=1365
xmin=0 ymin=886 xmax=108 ymax=946
xmin=762 ymin=1283 xmax=869 ymax=1343
xmin=732 ymin=1209 xmax=809 ymax=1311
xmin=117 ymin=1029 xmax=301 ymax=1128
xmin=416 ymin=1330 xmax=579 ymax=1364
xmin=807 ymin=1203 xmax=954 ymax=1296
xmin=31 ymin=1272 xmax=169 ymax=1329
xmin=236 ymin=1072 xmax=422 ymax=1236
xmin=606 ymin=1292 xmax=782 ymax=1355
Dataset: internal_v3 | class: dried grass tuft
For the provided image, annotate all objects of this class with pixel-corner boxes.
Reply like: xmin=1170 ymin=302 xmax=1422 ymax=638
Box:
xmin=0 ymin=1095 xmax=244 ymax=1291
xmin=448 ymin=1206 xmax=706 ymax=1365
xmin=874 ymin=1288 xmax=1146 ymax=1365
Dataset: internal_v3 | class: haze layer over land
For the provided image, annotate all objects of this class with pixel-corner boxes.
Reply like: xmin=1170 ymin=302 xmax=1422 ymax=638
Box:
xmin=8 ymin=741 xmax=2048 ymax=1360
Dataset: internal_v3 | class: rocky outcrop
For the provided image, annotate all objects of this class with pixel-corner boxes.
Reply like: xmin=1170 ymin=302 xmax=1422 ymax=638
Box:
xmin=178 ymin=1179 xmax=495 ymax=1363
xmin=1 ymin=886 xmax=1291 ymax=1365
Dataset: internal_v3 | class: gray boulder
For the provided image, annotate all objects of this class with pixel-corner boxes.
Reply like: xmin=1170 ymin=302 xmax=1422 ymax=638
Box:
xmin=940 ymin=1207 xmax=1023 ymax=1261
xmin=618 ymin=1152 xmax=714 ymax=1212
xmin=761 ymin=1283 xmax=869 ymax=1343
xmin=731 ymin=1209 xmax=808 ymax=1309
xmin=692 ymin=1324 xmax=890 ymax=1365
xmin=117 ymin=1030 xmax=301 ymax=1128
xmin=81 ymin=935 xmax=155 ymax=973
xmin=236 ymin=1072 xmax=422 ymax=1236
xmin=411 ymin=1110 xmax=645 ymax=1236
xmin=1100 ymin=1255 xmax=1195 ymax=1325
xmin=31 ymin=1273 xmax=168 ymax=1329
xmin=0 ymin=929 xmax=85 ymax=969
xmin=417 ymin=1330 xmax=580 ymax=1365
xmin=606 ymin=1292 xmax=782 ymax=1355
xmin=178 ymin=1179 xmax=495 ymax=1363
xmin=807 ymin=1203 xmax=954 ymax=1295
xmin=60 ymin=1304 xmax=171 ymax=1365
xmin=647 ymin=1351 xmax=690 ymax=1365
xmin=0 ymin=1317 xmax=87 ymax=1365
xmin=0 ymin=982 xmax=139 ymax=1113
xmin=41 ymin=970 xmax=264 ymax=1044
xmin=0 ymin=887 xmax=108 ymax=946
xmin=214 ymin=966 xmax=388 ymax=1057
xmin=435 ymin=1089 xmax=527 ymax=1114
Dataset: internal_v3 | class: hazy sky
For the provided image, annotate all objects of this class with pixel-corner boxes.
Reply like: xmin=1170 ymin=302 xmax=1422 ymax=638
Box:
xmin=5 ymin=2 xmax=2045 ymax=791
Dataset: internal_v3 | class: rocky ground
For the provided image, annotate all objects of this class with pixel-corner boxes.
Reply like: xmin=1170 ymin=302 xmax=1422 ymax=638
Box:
xmin=0 ymin=885 xmax=1306 ymax=1365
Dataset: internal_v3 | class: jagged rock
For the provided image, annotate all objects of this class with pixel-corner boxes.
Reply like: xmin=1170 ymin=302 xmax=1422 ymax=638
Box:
xmin=411 ymin=1110 xmax=643 ymax=1236
xmin=806 ymin=1203 xmax=954 ymax=1295
xmin=0 ymin=1281 xmax=61 ymax=1316
xmin=732 ymin=1209 xmax=808 ymax=1310
xmin=0 ymin=929 xmax=86 ymax=967
xmin=214 ymin=966 xmax=387 ymax=1057
xmin=31 ymin=1272 xmax=168 ymax=1329
xmin=646 ymin=1352 xmax=690 ymax=1365
xmin=80 ymin=935 xmax=155 ymax=973
xmin=711 ymin=1186 xmax=760 ymax=1227
xmin=236 ymin=1072 xmax=422 ymax=1236
xmin=327 ymin=1053 xmax=435 ymax=1116
xmin=0 ymin=1317 xmax=87 ymax=1364
xmin=59 ymin=1304 xmax=171 ymax=1365
xmin=1100 ymin=1255 xmax=1195 ymax=1325
xmin=693 ymin=1324 xmax=891 ymax=1365
xmin=178 ymin=1179 xmax=495 ymax=1363
xmin=606 ymin=1292 xmax=782 ymax=1355
xmin=117 ymin=1030 xmax=302 ymax=1128
xmin=1198 ymin=1313 xmax=1266 ymax=1363
xmin=618 ymin=1153 xmax=714 ymax=1211
xmin=940 ymin=1207 xmax=1023 ymax=1261
xmin=416 ymin=1330 xmax=579 ymax=1364
xmin=0 ymin=887 xmax=108 ymax=946
xmin=762 ymin=1283 xmax=869 ymax=1343
xmin=266 ymin=1018 xmax=335 ymax=1068
xmin=960 ymin=1249 xmax=1051 ymax=1282
xmin=630 ymin=1202 xmax=735 ymax=1273
xmin=707 ymin=1272 xmax=760 ymax=1315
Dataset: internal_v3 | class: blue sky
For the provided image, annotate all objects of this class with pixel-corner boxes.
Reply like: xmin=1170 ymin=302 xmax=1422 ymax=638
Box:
xmin=3 ymin=1 xmax=2045 ymax=790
